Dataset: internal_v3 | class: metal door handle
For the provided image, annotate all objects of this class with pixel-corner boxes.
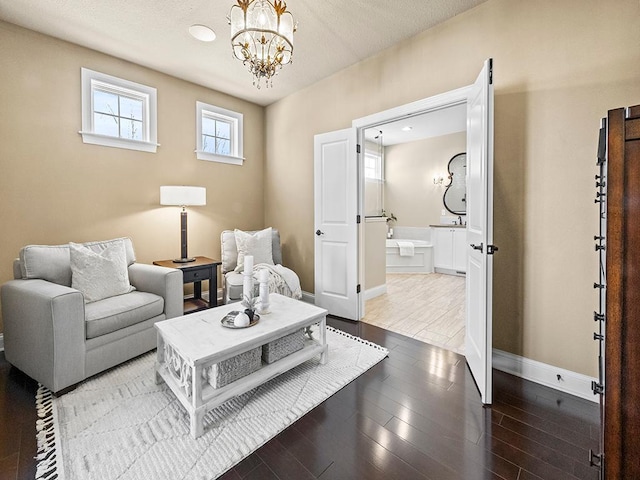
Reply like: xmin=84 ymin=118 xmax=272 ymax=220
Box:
xmin=470 ymin=243 xmax=483 ymax=252
xmin=316 ymin=229 xmax=324 ymax=236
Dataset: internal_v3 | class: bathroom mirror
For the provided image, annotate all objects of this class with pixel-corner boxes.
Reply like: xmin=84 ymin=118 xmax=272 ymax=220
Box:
xmin=443 ymin=152 xmax=467 ymax=215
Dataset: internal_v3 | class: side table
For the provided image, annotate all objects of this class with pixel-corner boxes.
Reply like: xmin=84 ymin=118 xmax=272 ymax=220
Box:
xmin=153 ymin=256 xmax=222 ymax=314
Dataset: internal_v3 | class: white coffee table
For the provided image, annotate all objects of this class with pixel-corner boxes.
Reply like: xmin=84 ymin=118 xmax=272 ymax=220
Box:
xmin=154 ymin=293 xmax=328 ymax=438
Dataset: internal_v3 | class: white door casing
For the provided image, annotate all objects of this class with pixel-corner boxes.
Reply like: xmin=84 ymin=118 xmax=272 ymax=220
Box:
xmin=313 ymin=128 xmax=359 ymax=320
xmin=465 ymin=58 xmax=495 ymax=404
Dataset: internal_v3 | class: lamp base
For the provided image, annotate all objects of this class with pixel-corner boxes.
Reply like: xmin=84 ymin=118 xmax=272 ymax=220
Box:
xmin=173 ymin=257 xmax=196 ymax=263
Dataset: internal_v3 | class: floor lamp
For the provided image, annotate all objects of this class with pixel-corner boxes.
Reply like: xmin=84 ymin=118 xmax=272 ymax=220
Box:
xmin=160 ymin=186 xmax=206 ymax=263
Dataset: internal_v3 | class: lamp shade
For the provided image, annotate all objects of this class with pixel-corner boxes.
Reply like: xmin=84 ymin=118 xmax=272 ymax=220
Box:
xmin=160 ymin=186 xmax=206 ymax=207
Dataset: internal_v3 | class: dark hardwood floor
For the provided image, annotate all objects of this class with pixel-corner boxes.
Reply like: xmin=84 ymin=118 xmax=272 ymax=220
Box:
xmin=0 ymin=318 xmax=600 ymax=480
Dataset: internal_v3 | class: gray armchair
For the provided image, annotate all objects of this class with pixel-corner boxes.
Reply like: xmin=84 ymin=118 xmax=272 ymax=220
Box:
xmin=221 ymin=229 xmax=283 ymax=303
xmin=1 ymin=237 xmax=183 ymax=394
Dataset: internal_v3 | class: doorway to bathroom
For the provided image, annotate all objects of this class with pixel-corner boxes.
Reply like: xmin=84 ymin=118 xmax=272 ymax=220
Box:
xmin=360 ymin=107 xmax=468 ymax=355
xmin=314 ymin=58 xmax=494 ymax=402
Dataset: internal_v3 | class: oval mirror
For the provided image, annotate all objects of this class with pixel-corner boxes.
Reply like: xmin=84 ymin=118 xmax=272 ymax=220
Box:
xmin=443 ymin=152 xmax=466 ymax=215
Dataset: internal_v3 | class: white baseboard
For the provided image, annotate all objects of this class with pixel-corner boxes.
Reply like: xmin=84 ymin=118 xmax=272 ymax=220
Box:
xmin=0 ymin=333 xmax=4 ymax=352
xmin=301 ymin=291 xmax=315 ymax=304
xmin=364 ymin=284 xmax=386 ymax=301
xmin=492 ymin=349 xmax=598 ymax=403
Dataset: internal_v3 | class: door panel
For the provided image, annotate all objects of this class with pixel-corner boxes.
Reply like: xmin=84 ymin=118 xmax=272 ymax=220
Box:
xmin=314 ymin=128 xmax=359 ymax=320
xmin=465 ymin=58 xmax=494 ymax=404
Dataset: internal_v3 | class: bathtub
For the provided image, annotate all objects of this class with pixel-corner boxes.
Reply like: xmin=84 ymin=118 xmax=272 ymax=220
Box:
xmin=386 ymin=239 xmax=434 ymax=274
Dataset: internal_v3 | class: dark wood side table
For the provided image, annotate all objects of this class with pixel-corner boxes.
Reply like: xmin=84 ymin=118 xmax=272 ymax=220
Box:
xmin=153 ymin=256 xmax=222 ymax=314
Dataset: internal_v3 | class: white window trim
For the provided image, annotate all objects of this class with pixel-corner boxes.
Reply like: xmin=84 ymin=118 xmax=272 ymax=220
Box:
xmin=79 ymin=68 xmax=159 ymax=153
xmin=196 ymin=101 xmax=244 ymax=165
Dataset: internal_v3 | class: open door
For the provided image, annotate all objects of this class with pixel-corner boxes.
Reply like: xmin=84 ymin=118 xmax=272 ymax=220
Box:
xmin=314 ymin=128 xmax=360 ymax=320
xmin=465 ymin=58 xmax=495 ymax=404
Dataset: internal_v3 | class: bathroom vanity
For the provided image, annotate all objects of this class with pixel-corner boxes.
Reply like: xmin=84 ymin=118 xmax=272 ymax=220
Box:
xmin=431 ymin=225 xmax=467 ymax=275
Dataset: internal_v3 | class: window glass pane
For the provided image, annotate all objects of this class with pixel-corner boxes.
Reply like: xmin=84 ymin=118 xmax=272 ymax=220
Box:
xmin=94 ymin=112 xmax=119 ymax=137
xmin=202 ymin=117 xmax=216 ymax=136
xmin=120 ymin=119 xmax=143 ymax=140
xmin=94 ymin=90 xmax=119 ymax=116
xmin=216 ymin=120 xmax=231 ymax=140
xmin=119 ymin=96 xmax=143 ymax=121
xmin=202 ymin=135 xmax=216 ymax=153
xmin=216 ymin=138 xmax=231 ymax=155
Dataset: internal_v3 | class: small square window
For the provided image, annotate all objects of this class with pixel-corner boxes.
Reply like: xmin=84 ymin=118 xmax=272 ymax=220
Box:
xmin=80 ymin=68 xmax=158 ymax=153
xmin=364 ymin=152 xmax=383 ymax=180
xmin=196 ymin=101 xmax=243 ymax=165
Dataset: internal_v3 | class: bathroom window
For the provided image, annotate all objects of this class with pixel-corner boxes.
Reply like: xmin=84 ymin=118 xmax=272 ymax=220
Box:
xmin=80 ymin=68 xmax=158 ymax=153
xmin=364 ymin=150 xmax=384 ymax=217
xmin=364 ymin=152 xmax=383 ymax=180
xmin=196 ymin=101 xmax=244 ymax=165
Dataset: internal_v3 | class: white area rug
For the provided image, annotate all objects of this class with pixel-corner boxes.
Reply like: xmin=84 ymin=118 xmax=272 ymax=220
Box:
xmin=35 ymin=325 xmax=388 ymax=480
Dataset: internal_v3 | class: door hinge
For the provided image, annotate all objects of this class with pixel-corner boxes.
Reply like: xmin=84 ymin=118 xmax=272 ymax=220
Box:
xmin=591 ymin=380 xmax=604 ymax=395
xmin=357 ymin=214 xmax=361 ymax=224
xmin=487 ymin=244 xmax=499 ymax=255
xmin=356 ymin=284 xmax=361 ymax=294
xmin=356 ymin=144 xmax=361 ymax=154
xmin=489 ymin=58 xmax=493 ymax=84
xmin=589 ymin=450 xmax=603 ymax=469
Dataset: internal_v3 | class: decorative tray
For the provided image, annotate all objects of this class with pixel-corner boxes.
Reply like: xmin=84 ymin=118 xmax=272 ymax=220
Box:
xmin=221 ymin=311 xmax=260 ymax=329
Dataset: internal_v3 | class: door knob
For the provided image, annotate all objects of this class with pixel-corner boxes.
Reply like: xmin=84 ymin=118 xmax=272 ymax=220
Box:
xmin=470 ymin=243 xmax=484 ymax=252
xmin=315 ymin=229 xmax=325 ymax=236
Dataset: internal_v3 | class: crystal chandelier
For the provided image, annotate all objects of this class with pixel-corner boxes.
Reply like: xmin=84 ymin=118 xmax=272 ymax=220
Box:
xmin=228 ymin=0 xmax=297 ymax=89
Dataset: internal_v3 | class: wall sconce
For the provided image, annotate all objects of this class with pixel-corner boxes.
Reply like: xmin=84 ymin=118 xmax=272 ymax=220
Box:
xmin=433 ymin=175 xmax=445 ymax=185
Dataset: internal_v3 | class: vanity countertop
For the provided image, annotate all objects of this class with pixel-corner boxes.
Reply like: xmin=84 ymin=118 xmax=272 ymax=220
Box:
xmin=429 ymin=224 xmax=466 ymax=228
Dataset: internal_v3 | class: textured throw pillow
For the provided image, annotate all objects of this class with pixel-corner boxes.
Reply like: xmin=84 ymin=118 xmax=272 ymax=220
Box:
xmin=234 ymin=227 xmax=274 ymax=272
xmin=69 ymin=239 xmax=133 ymax=303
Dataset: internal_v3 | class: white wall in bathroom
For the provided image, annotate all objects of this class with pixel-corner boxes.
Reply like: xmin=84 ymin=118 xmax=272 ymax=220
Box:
xmin=385 ymin=131 xmax=466 ymax=228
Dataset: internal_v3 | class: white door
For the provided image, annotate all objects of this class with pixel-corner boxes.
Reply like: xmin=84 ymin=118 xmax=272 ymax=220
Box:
xmin=465 ymin=58 xmax=495 ymax=404
xmin=314 ymin=128 xmax=360 ymax=320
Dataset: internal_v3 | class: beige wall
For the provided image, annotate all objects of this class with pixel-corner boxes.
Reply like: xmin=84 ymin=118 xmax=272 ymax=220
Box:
xmin=364 ymin=219 xmax=387 ymax=291
xmin=0 ymin=21 xmax=266 ymax=331
xmin=385 ymin=132 xmax=467 ymax=228
xmin=265 ymin=0 xmax=640 ymax=376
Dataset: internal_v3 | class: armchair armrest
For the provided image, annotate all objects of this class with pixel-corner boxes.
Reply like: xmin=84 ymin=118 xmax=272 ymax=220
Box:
xmin=128 ymin=263 xmax=183 ymax=319
xmin=1 ymin=279 xmax=85 ymax=393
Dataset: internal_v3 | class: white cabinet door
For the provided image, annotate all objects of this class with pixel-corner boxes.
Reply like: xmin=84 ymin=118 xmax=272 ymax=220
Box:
xmin=433 ymin=228 xmax=454 ymax=270
xmin=453 ymin=228 xmax=468 ymax=272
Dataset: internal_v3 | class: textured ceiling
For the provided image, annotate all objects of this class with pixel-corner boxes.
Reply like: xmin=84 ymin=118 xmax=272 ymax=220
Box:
xmin=0 ymin=0 xmax=487 ymax=106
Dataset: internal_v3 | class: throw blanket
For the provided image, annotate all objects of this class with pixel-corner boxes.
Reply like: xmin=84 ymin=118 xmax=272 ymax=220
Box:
xmin=397 ymin=240 xmax=415 ymax=257
xmin=255 ymin=263 xmax=302 ymax=299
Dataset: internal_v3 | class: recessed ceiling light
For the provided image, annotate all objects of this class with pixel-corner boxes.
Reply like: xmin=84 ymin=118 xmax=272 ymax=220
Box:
xmin=402 ymin=126 xmax=413 ymax=132
xmin=189 ymin=24 xmax=216 ymax=42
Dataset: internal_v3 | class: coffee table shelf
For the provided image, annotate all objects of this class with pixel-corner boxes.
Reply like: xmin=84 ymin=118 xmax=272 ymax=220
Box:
xmin=154 ymin=294 xmax=328 ymax=438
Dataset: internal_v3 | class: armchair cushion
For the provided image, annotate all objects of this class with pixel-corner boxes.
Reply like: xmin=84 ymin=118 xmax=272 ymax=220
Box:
xmin=85 ymin=291 xmax=164 ymax=339
xmin=18 ymin=237 xmax=137 ymax=286
xmin=70 ymin=240 xmax=134 ymax=302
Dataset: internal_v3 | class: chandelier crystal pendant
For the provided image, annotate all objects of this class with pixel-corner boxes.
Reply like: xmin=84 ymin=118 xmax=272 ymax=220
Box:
xmin=228 ymin=0 xmax=297 ymax=89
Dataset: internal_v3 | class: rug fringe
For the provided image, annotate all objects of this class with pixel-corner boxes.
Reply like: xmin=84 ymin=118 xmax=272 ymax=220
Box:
xmin=35 ymin=384 xmax=60 ymax=480
xmin=325 ymin=325 xmax=390 ymax=355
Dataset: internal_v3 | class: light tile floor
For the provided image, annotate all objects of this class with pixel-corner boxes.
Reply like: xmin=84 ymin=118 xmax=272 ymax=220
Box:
xmin=361 ymin=273 xmax=466 ymax=354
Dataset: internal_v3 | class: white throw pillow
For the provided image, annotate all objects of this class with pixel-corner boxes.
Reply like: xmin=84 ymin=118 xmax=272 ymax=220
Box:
xmin=234 ymin=227 xmax=274 ymax=272
xmin=70 ymin=239 xmax=133 ymax=303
